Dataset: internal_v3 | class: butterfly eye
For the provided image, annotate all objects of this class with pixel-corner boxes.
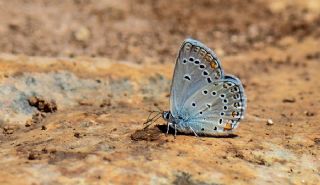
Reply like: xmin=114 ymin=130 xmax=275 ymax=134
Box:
xmin=223 ymin=99 xmax=228 ymax=104
xmin=223 ymin=106 xmax=228 ymax=110
xmin=194 ymin=60 xmax=200 ymax=65
xmin=219 ymin=119 xmax=223 ymax=124
xmin=207 ymin=77 xmax=212 ymax=83
xmin=220 ymin=112 xmax=225 ymax=116
xmin=211 ymin=91 xmax=217 ymax=96
xmin=220 ymin=94 xmax=225 ymax=98
xmin=189 ymin=57 xmax=194 ymax=62
xmin=192 ymin=102 xmax=196 ymax=107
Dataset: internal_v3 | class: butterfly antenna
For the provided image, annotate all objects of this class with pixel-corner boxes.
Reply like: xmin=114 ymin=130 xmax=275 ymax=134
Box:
xmin=143 ymin=110 xmax=161 ymax=125
xmin=143 ymin=111 xmax=155 ymax=125
xmin=143 ymin=113 xmax=162 ymax=129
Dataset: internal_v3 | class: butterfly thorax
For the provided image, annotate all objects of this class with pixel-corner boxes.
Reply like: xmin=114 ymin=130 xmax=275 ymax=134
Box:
xmin=162 ymin=111 xmax=188 ymax=125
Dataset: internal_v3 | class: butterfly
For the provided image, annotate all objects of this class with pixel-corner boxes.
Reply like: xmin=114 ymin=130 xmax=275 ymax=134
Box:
xmin=161 ymin=38 xmax=247 ymax=136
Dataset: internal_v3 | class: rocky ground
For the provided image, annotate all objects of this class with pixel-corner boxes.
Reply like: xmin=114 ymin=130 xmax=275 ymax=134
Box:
xmin=0 ymin=0 xmax=319 ymax=184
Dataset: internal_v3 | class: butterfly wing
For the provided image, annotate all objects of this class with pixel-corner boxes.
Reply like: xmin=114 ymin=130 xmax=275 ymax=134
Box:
xmin=182 ymin=75 xmax=246 ymax=134
xmin=170 ymin=38 xmax=224 ymax=118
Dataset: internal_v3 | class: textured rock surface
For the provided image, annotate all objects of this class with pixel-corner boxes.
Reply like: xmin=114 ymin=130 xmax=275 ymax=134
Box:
xmin=0 ymin=0 xmax=320 ymax=184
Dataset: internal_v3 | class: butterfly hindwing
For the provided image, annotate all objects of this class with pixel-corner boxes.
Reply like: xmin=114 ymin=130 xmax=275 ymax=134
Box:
xmin=170 ymin=39 xmax=224 ymax=118
xmin=182 ymin=75 xmax=246 ymax=135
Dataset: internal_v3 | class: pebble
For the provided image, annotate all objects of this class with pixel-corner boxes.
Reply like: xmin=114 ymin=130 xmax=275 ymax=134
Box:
xmin=266 ymin=119 xmax=273 ymax=125
xmin=304 ymin=111 xmax=315 ymax=117
xmin=3 ymin=125 xmax=15 ymax=134
xmin=282 ymin=97 xmax=296 ymax=103
xmin=74 ymin=26 xmax=90 ymax=42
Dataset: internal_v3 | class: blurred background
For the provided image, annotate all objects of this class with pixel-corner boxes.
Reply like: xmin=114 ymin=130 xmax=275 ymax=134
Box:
xmin=0 ymin=0 xmax=319 ymax=63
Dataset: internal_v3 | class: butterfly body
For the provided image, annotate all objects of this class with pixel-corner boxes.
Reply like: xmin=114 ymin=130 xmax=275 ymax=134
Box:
xmin=164 ymin=38 xmax=246 ymax=136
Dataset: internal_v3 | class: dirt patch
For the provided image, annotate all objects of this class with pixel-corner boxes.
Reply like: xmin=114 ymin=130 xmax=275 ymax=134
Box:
xmin=131 ymin=126 xmax=162 ymax=141
xmin=2 ymin=125 xmax=16 ymax=135
xmin=173 ymin=171 xmax=218 ymax=185
xmin=48 ymin=150 xmax=88 ymax=164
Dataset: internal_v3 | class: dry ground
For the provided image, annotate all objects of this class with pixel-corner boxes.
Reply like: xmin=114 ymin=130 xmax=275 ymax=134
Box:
xmin=0 ymin=0 xmax=319 ymax=184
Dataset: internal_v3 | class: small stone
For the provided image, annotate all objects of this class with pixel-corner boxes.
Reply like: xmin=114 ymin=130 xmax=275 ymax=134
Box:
xmin=78 ymin=100 xmax=93 ymax=106
xmin=100 ymin=99 xmax=112 ymax=107
xmin=74 ymin=26 xmax=90 ymax=42
xmin=28 ymin=151 xmax=41 ymax=160
xmin=304 ymin=111 xmax=315 ymax=117
xmin=28 ymin=96 xmax=57 ymax=113
xmin=3 ymin=125 xmax=14 ymax=134
xmin=215 ymin=48 xmax=225 ymax=57
xmin=28 ymin=96 xmax=38 ymax=106
xmin=248 ymin=24 xmax=259 ymax=39
xmin=25 ymin=119 xmax=33 ymax=127
xmin=74 ymin=132 xmax=81 ymax=138
xmin=282 ymin=98 xmax=296 ymax=103
xmin=266 ymin=119 xmax=273 ymax=125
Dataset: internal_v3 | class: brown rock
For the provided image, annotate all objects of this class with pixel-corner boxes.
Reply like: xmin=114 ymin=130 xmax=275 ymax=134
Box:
xmin=3 ymin=125 xmax=15 ymax=134
xmin=28 ymin=96 xmax=57 ymax=113
xmin=282 ymin=98 xmax=296 ymax=103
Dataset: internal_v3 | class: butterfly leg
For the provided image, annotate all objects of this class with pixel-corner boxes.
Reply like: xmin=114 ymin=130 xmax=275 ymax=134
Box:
xmin=174 ymin=124 xmax=177 ymax=138
xmin=189 ymin=126 xmax=198 ymax=137
xmin=166 ymin=122 xmax=170 ymax=136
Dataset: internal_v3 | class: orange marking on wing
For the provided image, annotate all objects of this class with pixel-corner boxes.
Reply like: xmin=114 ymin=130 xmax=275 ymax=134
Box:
xmin=223 ymin=83 xmax=228 ymax=89
xmin=205 ymin=54 xmax=213 ymax=63
xmin=199 ymin=49 xmax=206 ymax=57
xmin=232 ymin=111 xmax=237 ymax=117
xmin=193 ymin=46 xmax=200 ymax=53
xmin=210 ymin=61 xmax=218 ymax=69
xmin=224 ymin=122 xmax=233 ymax=131
xmin=184 ymin=43 xmax=192 ymax=52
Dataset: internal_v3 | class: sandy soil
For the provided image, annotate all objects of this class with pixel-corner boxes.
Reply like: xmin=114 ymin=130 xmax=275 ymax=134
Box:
xmin=0 ymin=0 xmax=319 ymax=184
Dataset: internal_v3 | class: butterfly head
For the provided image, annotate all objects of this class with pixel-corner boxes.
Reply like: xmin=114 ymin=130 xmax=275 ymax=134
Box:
xmin=162 ymin=111 xmax=171 ymax=121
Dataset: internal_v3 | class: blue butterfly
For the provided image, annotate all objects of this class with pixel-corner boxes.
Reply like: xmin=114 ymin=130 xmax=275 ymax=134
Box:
xmin=162 ymin=38 xmax=246 ymax=136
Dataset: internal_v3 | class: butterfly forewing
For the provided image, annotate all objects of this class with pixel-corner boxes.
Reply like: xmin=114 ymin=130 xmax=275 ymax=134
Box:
xmin=170 ymin=39 xmax=224 ymax=118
